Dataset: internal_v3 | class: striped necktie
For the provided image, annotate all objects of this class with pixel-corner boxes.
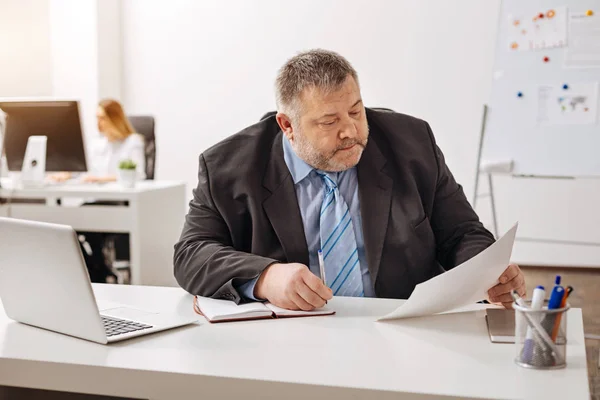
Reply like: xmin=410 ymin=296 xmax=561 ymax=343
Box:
xmin=317 ymin=171 xmax=364 ymax=297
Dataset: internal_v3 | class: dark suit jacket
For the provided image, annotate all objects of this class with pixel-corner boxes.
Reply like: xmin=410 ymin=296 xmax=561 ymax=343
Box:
xmin=174 ymin=108 xmax=495 ymax=303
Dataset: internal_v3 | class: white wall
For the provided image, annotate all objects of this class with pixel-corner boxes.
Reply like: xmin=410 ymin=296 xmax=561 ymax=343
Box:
xmin=1 ymin=0 xmax=598 ymax=268
xmin=48 ymin=0 xmax=99 ymax=139
xmin=116 ymin=0 xmax=600 ymax=268
xmin=0 ymin=0 xmax=595 ymax=267
xmin=0 ymin=0 xmax=122 ymax=142
xmin=96 ymin=0 xmax=122 ymax=101
xmin=121 ymin=0 xmax=499 ymax=202
xmin=49 ymin=0 xmax=122 ymax=141
xmin=0 ymin=0 xmax=52 ymax=97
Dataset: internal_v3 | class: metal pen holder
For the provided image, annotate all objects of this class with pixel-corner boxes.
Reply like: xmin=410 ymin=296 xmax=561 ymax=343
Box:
xmin=513 ymin=301 xmax=569 ymax=369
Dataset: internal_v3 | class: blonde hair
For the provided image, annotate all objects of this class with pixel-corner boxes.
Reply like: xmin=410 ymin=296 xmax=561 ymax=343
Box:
xmin=98 ymin=99 xmax=135 ymax=140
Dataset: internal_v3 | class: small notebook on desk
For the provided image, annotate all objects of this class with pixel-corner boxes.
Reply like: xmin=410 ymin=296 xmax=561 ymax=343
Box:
xmin=193 ymin=296 xmax=335 ymax=323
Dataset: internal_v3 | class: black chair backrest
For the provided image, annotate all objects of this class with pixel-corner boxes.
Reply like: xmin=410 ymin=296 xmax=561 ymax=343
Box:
xmin=260 ymin=111 xmax=277 ymax=121
xmin=371 ymin=107 xmax=395 ymax=113
xmin=259 ymin=107 xmax=395 ymax=122
xmin=128 ymin=115 xmax=156 ymax=180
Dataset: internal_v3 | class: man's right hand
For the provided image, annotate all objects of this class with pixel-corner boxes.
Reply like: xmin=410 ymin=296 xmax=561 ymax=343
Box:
xmin=254 ymin=263 xmax=332 ymax=311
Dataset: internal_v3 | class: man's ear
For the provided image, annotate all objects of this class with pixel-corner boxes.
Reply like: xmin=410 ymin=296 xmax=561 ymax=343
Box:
xmin=276 ymin=112 xmax=295 ymax=142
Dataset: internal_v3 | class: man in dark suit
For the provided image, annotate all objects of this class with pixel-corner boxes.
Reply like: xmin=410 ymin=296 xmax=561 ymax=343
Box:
xmin=174 ymin=49 xmax=525 ymax=310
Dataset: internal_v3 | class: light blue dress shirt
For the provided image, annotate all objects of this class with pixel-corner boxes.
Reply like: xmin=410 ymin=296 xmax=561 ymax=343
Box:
xmin=238 ymin=134 xmax=374 ymax=300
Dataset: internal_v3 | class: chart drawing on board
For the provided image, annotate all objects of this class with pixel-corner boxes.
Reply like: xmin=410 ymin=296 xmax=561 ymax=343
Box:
xmin=537 ymin=82 xmax=599 ymax=126
xmin=508 ymin=6 xmax=567 ymax=51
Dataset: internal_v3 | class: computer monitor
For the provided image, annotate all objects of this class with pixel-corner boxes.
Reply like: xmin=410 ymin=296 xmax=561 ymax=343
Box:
xmin=0 ymin=100 xmax=87 ymax=172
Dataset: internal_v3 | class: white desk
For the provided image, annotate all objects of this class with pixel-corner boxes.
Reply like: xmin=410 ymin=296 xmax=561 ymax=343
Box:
xmin=0 ymin=284 xmax=590 ymax=399
xmin=0 ymin=180 xmax=186 ymax=286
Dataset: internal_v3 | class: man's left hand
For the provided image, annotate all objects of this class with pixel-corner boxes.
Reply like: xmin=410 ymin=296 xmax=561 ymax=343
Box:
xmin=487 ymin=263 xmax=526 ymax=309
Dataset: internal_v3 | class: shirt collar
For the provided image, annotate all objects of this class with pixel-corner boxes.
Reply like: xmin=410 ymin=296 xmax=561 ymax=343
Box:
xmin=282 ymin=134 xmax=315 ymax=184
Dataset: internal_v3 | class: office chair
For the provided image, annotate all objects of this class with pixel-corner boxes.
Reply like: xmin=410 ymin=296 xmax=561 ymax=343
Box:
xmin=259 ymin=107 xmax=395 ymax=122
xmin=260 ymin=111 xmax=277 ymax=121
xmin=128 ymin=115 xmax=156 ymax=180
xmin=102 ymin=115 xmax=157 ymax=283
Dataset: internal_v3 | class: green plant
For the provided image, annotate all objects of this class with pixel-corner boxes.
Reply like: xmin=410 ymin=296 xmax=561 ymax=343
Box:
xmin=118 ymin=159 xmax=137 ymax=170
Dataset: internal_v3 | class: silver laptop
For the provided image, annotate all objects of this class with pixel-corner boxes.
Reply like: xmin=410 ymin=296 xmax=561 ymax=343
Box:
xmin=0 ymin=217 xmax=198 ymax=344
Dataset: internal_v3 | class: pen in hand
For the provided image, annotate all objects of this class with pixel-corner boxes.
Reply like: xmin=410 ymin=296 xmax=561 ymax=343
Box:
xmin=318 ymin=249 xmax=327 ymax=286
xmin=542 ymin=275 xmax=564 ymax=335
xmin=318 ymin=249 xmax=328 ymax=304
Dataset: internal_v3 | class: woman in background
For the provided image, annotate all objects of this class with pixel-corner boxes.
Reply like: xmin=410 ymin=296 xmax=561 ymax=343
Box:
xmin=87 ymin=99 xmax=146 ymax=182
xmin=53 ymin=99 xmax=146 ymax=182
xmin=53 ymin=99 xmax=146 ymax=283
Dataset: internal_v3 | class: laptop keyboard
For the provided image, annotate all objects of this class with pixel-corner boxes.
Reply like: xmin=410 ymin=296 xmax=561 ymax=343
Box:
xmin=101 ymin=315 xmax=153 ymax=337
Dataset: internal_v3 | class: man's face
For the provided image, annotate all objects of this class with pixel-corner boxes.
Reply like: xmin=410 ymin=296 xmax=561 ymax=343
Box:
xmin=280 ymin=76 xmax=369 ymax=172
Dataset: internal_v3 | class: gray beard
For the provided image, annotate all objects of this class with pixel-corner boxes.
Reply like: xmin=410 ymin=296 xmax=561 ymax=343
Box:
xmin=292 ymin=132 xmax=368 ymax=172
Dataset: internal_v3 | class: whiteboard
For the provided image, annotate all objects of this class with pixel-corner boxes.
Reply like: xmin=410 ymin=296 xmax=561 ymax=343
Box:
xmin=483 ymin=0 xmax=600 ymax=177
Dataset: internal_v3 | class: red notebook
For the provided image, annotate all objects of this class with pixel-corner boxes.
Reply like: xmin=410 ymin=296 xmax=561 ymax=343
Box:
xmin=193 ymin=296 xmax=335 ymax=323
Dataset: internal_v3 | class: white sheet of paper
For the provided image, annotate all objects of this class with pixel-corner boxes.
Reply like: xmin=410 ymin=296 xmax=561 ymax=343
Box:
xmin=565 ymin=12 xmax=600 ymax=68
xmin=377 ymin=223 xmax=518 ymax=321
xmin=507 ymin=7 xmax=567 ymax=51
xmin=537 ymin=82 xmax=599 ymax=125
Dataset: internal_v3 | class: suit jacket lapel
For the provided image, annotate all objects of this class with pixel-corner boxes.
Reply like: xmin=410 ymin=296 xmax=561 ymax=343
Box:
xmin=357 ymin=135 xmax=393 ymax=286
xmin=262 ymin=132 xmax=310 ymax=266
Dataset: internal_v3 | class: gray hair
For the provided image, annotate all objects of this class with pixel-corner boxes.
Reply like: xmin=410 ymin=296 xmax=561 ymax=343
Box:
xmin=275 ymin=49 xmax=359 ymax=119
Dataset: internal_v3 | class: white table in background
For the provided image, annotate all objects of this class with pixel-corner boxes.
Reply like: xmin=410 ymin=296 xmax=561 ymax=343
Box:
xmin=0 ymin=284 xmax=590 ymax=400
xmin=0 ymin=179 xmax=186 ymax=286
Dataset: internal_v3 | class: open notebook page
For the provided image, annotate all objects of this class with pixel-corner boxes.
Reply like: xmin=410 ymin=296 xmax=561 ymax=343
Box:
xmin=265 ymin=303 xmax=335 ymax=317
xmin=195 ymin=296 xmax=272 ymax=322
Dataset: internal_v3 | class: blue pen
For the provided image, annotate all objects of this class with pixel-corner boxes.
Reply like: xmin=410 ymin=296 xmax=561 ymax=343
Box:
xmin=542 ymin=275 xmax=564 ymax=335
xmin=547 ymin=275 xmax=565 ymax=310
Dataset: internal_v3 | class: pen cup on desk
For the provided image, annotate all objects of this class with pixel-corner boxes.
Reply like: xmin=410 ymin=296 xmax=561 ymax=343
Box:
xmin=513 ymin=301 xmax=569 ymax=369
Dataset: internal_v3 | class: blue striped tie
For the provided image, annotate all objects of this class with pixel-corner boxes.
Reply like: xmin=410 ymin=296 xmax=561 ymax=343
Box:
xmin=317 ymin=172 xmax=364 ymax=297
